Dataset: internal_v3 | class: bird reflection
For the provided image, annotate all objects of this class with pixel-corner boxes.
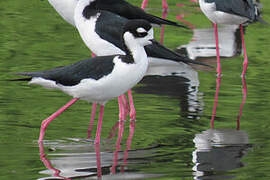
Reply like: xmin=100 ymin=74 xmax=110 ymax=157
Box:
xmin=136 ymin=61 xmax=203 ymax=120
xmin=38 ymin=120 xmax=159 ymax=180
xmin=192 ymin=129 xmax=252 ymax=180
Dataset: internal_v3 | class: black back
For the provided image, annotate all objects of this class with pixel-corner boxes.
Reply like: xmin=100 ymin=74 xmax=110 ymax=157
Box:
xmin=93 ymin=0 xmax=184 ymax=27
xmin=18 ymin=57 xmax=116 ymax=86
xmin=206 ymin=0 xmax=257 ymax=21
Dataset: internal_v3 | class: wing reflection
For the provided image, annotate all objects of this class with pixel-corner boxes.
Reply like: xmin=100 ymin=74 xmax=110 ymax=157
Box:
xmin=177 ymin=25 xmax=242 ymax=60
xmin=192 ymin=129 xmax=252 ymax=180
xmin=136 ymin=62 xmax=203 ymax=119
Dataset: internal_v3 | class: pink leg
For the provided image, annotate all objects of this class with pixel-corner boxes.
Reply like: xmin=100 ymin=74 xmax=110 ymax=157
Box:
xmin=141 ymin=0 xmax=148 ymax=9
xmin=95 ymin=143 xmax=102 ymax=179
xmin=118 ymin=96 xmax=126 ymax=121
xmin=160 ymin=1 xmax=168 ymax=44
xmin=240 ymin=24 xmax=248 ymax=77
xmin=120 ymin=94 xmax=129 ymax=118
xmin=128 ymin=90 xmax=136 ymax=120
xmin=236 ymin=77 xmax=247 ymax=130
xmin=211 ymin=76 xmax=221 ymax=129
xmin=111 ymin=119 xmax=125 ymax=174
xmin=162 ymin=0 xmax=168 ymax=12
xmin=214 ymin=23 xmax=222 ymax=76
xmin=39 ymin=98 xmax=79 ymax=143
xmin=87 ymin=103 xmax=97 ymax=139
xmin=95 ymin=105 xmax=105 ymax=144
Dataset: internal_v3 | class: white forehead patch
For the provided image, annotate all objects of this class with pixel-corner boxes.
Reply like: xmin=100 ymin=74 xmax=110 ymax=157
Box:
xmin=137 ymin=27 xmax=146 ymax=33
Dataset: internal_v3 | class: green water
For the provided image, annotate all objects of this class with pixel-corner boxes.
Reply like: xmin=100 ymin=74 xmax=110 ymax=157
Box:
xmin=1 ymin=0 xmax=270 ymax=179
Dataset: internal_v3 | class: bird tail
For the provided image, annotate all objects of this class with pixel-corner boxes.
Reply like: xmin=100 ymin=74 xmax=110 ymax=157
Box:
xmin=8 ymin=72 xmax=35 ymax=81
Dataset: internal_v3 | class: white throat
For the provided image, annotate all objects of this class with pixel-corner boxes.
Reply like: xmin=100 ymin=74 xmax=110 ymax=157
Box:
xmin=123 ymin=32 xmax=147 ymax=64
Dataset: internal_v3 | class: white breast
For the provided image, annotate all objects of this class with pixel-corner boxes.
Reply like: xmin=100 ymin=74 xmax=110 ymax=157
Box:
xmin=74 ymin=5 xmax=124 ymax=56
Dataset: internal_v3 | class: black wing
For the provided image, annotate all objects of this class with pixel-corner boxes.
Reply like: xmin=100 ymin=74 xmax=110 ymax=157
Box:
xmin=17 ymin=57 xmax=115 ymax=86
xmin=207 ymin=0 xmax=257 ymax=21
xmin=96 ymin=0 xmax=186 ymax=28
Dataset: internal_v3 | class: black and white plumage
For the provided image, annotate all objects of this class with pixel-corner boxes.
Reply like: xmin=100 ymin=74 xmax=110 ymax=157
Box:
xmin=15 ymin=19 xmax=153 ymax=104
xmin=199 ymin=0 xmax=262 ymax=25
xmin=47 ymin=0 xmax=185 ymax=28
xmin=74 ymin=0 xmax=208 ymax=67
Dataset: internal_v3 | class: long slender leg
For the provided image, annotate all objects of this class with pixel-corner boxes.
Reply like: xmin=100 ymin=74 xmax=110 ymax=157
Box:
xmin=87 ymin=103 xmax=97 ymax=139
xmin=128 ymin=90 xmax=136 ymax=120
xmin=95 ymin=105 xmax=105 ymax=144
xmin=118 ymin=96 xmax=126 ymax=121
xmin=120 ymin=94 xmax=129 ymax=119
xmin=240 ymin=24 xmax=248 ymax=77
xmin=214 ymin=23 xmax=222 ymax=76
xmin=211 ymin=76 xmax=221 ymax=129
xmin=39 ymin=98 xmax=79 ymax=143
xmin=237 ymin=77 xmax=247 ymax=130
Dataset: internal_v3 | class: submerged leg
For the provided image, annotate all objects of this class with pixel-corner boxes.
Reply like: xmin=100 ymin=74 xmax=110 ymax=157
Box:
xmin=39 ymin=98 xmax=79 ymax=143
xmin=240 ymin=24 xmax=248 ymax=77
xmin=87 ymin=103 xmax=97 ymax=139
xmin=95 ymin=105 xmax=105 ymax=144
xmin=214 ymin=23 xmax=222 ymax=76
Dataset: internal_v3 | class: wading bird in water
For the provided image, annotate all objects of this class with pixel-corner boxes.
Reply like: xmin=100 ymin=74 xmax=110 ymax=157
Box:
xmin=14 ymin=20 xmax=154 ymax=144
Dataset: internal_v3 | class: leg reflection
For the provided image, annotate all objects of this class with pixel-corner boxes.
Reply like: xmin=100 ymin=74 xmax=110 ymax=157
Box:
xmin=211 ymin=76 xmax=221 ymax=128
xmin=111 ymin=120 xmax=126 ymax=174
xmin=39 ymin=142 xmax=71 ymax=180
xmin=121 ymin=120 xmax=136 ymax=173
xmin=236 ymin=77 xmax=247 ymax=130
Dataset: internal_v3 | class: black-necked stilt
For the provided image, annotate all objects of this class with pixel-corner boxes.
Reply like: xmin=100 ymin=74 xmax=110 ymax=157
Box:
xmin=75 ymin=0 xmax=206 ymax=65
xmin=198 ymin=0 xmax=264 ymax=76
xmin=47 ymin=0 xmax=184 ymax=28
xmin=14 ymin=19 xmax=154 ymax=144
xmin=75 ymin=0 xmax=209 ymax=121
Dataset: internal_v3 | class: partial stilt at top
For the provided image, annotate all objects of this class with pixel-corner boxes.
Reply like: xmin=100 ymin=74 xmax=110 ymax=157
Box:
xmin=240 ymin=25 xmax=248 ymax=77
xmin=39 ymin=98 xmax=79 ymax=143
xmin=198 ymin=0 xmax=265 ymax=75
